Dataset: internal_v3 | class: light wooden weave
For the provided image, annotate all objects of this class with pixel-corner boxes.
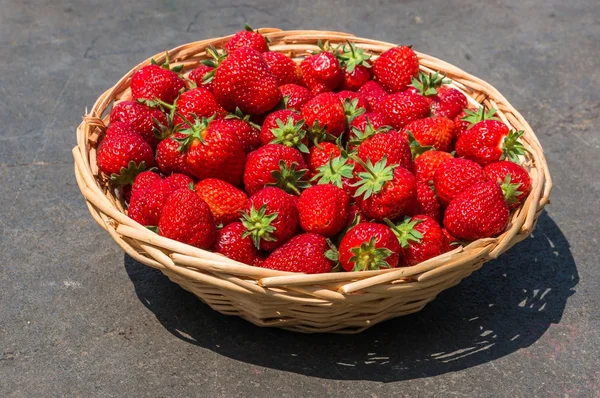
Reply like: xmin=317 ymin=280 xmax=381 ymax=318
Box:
xmin=73 ymin=29 xmax=552 ymax=333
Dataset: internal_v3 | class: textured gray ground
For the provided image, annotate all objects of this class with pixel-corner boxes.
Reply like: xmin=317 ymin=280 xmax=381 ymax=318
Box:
xmin=1 ymin=0 xmax=599 ymax=396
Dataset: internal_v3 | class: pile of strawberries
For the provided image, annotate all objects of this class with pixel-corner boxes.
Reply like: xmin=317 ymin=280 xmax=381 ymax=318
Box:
xmin=96 ymin=26 xmax=531 ymax=274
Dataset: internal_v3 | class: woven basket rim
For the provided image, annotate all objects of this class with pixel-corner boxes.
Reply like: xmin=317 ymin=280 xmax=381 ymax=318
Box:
xmin=72 ymin=29 xmax=551 ymax=332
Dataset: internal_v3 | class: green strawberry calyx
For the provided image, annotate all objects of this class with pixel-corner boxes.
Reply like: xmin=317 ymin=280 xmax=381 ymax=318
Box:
xmin=312 ymin=154 xmax=355 ymax=188
xmin=310 ymin=39 xmax=334 ymax=55
xmin=501 ymin=130 xmax=527 ymax=163
xmin=405 ymin=130 xmax=434 ymax=159
xmin=308 ymin=120 xmax=336 ymax=146
xmin=461 ymin=107 xmax=501 ymax=130
xmin=174 ymin=114 xmax=216 ymax=152
xmin=240 ymin=205 xmax=278 ymax=250
xmin=199 ymin=45 xmax=228 ymax=83
xmin=224 ymin=107 xmax=261 ymax=129
xmin=337 ymin=41 xmax=372 ymax=74
xmin=268 ymin=160 xmax=311 ymax=195
xmin=499 ymin=175 xmax=523 ymax=206
xmin=348 ymin=120 xmax=392 ymax=147
xmin=349 ymin=237 xmax=393 ymax=272
xmin=151 ymin=52 xmax=184 ymax=74
xmin=268 ymin=116 xmax=309 ymax=153
xmin=409 ymin=71 xmax=450 ymax=97
xmin=152 ymin=106 xmax=181 ymax=140
xmin=351 ymin=156 xmax=398 ymax=200
xmin=109 ymin=160 xmax=149 ymax=186
xmin=244 ymin=23 xmax=271 ymax=45
xmin=343 ymin=98 xmax=367 ymax=124
xmin=384 ymin=217 xmax=423 ymax=249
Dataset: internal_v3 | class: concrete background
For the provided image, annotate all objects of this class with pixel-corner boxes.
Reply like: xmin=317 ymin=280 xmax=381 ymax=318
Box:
xmin=1 ymin=0 xmax=599 ymax=396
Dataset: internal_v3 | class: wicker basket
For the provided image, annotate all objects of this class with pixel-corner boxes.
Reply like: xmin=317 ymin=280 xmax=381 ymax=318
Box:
xmin=73 ymin=29 xmax=552 ymax=334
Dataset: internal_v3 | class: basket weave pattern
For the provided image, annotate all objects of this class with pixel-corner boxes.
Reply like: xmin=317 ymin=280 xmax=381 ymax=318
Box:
xmin=73 ymin=29 xmax=552 ymax=333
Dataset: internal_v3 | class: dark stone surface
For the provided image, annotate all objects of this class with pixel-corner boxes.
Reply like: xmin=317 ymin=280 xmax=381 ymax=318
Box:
xmin=1 ymin=0 xmax=598 ymax=396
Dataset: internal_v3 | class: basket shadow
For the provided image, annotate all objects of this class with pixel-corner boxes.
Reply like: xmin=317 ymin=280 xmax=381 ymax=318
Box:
xmin=124 ymin=211 xmax=578 ymax=382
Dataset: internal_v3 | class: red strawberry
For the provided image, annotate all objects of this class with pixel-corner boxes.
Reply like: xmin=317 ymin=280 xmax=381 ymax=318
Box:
xmin=433 ymin=158 xmax=487 ymax=206
xmin=155 ymin=132 xmax=191 ymax=176
xmin=241 ymin=187 xmax=298 ymax=251
xmin=97 ymin=122 xmax=154 ymax=184
xmin=243 ymin=144 xmax=309 ymax=195
xmin=456 ymin=120 xmax=527 ymax=166
xmin=194 ymin=178 xmax=248 ymax=226
xmin=444 ymin=181 xmax=510 ymax=240
xmin=131 ymin=171 xmax=161 ymax=198
xmin=401 ymin=116 xmax=455 ymax=152
xmin=210 ymin=111 xmax=262 ymax=153
xmin=300 ymin=50 xmax=343 ymax=94
xmin=387 ymin=215 xmax=445 ymax=266
xmin=356 ymin=130 xmax=414 ymax=173
xmin=453 ymin=107 xmax=500 ymax=139
xmin=337 ymin=42 xmax=373 ymax=91
xmin=312 ymin=155 xmax=357 ymax=197
xmin=337 ymin=91 xmax=370 ymax=112
xmin=353 ymin=158 xmax=417 ymax=221
xmin=259 ymin=109 xmax=308 ymax=152
xmin=373 ymin=46 xmax=419 ymax=93
xmin=214 ymin=222 xmax=264 ymax=266
xmin=414 ymin=150 xmax=454 ymax=184
xmin=346 ymin=202 xmax=366 ymax=227
xmin=280 ymin=84 xmax=314 ymax=111
xmin=173 ymin=87 xmax=227 ymax=125
xmin=338 ymin=222 xmax=400 ymax=271
xmin=262 ymin=51 xmax=302 ymax=86
xmin=442 ymin=228 xmax=460 ymax=252
xmin=305 ymin=142 xmax=342 ymax=177
xmin=131 ymin=59 xmax=185 ymax=104
xmin=213 ymin=47 xmax=281 ymax=115
xmin=110 ymin=101 xmax=167 ymax=146
xmin=297 ymin=184 xmax=350 ymax=237
xmin=128 ymin=171 xmax=162 ymax=226
xmin=158 ymin=187 xmax=216 ymax=248
xmin=133 ymin=173 xmax=194 ymax=226
xmin=301 ymin=92 xmax=347 ymax=138
xmin=224 ymin=25 xmax=269 ymax=53
xmin=373 ymin=92 xmax=430 ymax=130
xmin=177 ymin=116 xmax=246 ymax=185
xmin=357 ymin=81 xmax=388 ymax=109
xmin=484 ymin=161 xmax=531 ymax=209
xmin=261 ymin=233 xmax=334 ymax=273
xmin=347 ymin=112 xmax=391 ymax=148
xmin=414 ymin=182 xmax=441 ymax=223
xmin=408 ymin=71 xmax=468 ymax=120
xmin=188 ymin=64 xmax=214 ymax=91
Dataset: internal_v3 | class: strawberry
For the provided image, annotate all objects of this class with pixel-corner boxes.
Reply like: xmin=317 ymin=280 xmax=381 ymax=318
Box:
xmin=208 ymin=116 xmax=261 ymax=154
xmin=372 ymin=46 xmax=419 ymax=93
xmin=243 ymin=144 xmax=309 ymax=195
xmin=357 ymin=81 xmax=388 ymax=109
xmin=194 ymin=178 xmax=248 ymax=226
xmin=214 ymin=222 xmax=264 ymax=266
xmin=346 ymin=202 xmax=366 ymax=227
xmin=386 ymin=215 xmax=445 ymax=266
xmin=97 ymin=122 xmax=154 ymax=185
xmin=443 ymin=181 xmax=510 ymax=240
xmin=300 ymin=48 xmax=343 ymax=94
xmin=128 ymin=171 xmax=162 ymax=225
xmin=241 ymin=187 xmax=298 ymax=251
xmin=455 ymin=120 xmax=527 ymax=166
xmin=372 ymin=92 xmax=430 ymax=130
xmin=133 ymin=173 xmax=194 ymax=226
xmin=131 ymin=58 xmax=185 ymax=104
xmin=158 ymin=187 xmax=217 ymax=248
xmin=109 ymin=101 xmax=167 ymax=146
xmin=337 ymin=42 xmax=373 ymax=91
xmin=312 ymin=155 xmax=357 ymax=197
xmin=213 ymin=47 xmax=281 ymax=115
xmin=224 ymin=25 xmax=269 ymax=53
xmin=433 ymin=158 xmax=487 ymax=206
xmin=414 ymin=182 xmax=441 ymax=223
xmin=172 ymin=87 xmax=227 ymax=126
xmin=131 ymin=170 xmax=161 ymax=198
xmin=347 ymin=113 xmax=391 ymax=148
xmin=408 ymin=71 xmax=468 ymax=120
xmin=177 ymin=116 xmax=246 ymax=185
xmin=453 ymin=107 xmax=500 ymax=139
xmin=155 ymin=132 xmax=191 ymax=176
xmin=187 ymin=64 xmax=214 ymax=91
xmin=484 ymin=161 xmax=531 ymax=209
xmin=352 ymin=158 xmax=417 ymax=221
xmin=262 ymin=51 xmax=302 ymax=86
xmin=414 ymin=150 xmax=454 ymax=184
xmin=356 ymin=130 xmax=414 ymax=173
xmin=261 ymin=233 xmax=334 ymax=273
xmin=442 ymin=228 xmax=460 ymax=252
xmin=280 ymin=84 xmax=314 ymax=111
xmin=305 ymin=141 xmax=342 ymax=178
xmin=301 ymin=92 xmax=347 ymax=139
xmin=401 ymin=116 xmax=455 ymax=152
xmin=338 ymin=222 xmax=400 ymax=271
xmin=297 ymin=184 xmax=350 ymax=237
xmin=259 ymin=109 xmax=308 ymax=152
xmin=337 ymin=91 xmax=370 ymax=112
